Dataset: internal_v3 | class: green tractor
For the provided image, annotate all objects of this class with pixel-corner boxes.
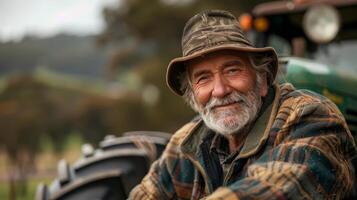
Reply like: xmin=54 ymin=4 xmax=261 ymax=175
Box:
xmin=240 ymin=0 xmax=357 ymax=143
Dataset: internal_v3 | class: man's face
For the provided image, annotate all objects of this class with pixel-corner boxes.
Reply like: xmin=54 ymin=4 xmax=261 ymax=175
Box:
xmin=186 ymin=50 xmax=267 ymax=135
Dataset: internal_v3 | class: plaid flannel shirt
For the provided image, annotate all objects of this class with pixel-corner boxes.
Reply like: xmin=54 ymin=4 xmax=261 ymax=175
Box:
xmin=129 ymin=83 xmax=357 ymax=200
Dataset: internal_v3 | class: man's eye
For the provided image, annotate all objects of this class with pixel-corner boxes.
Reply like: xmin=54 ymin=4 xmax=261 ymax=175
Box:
xmin=196 ymin=75 xmax=210 ymax=84
xmin=225 ymin=67 xmax=241 ymax=75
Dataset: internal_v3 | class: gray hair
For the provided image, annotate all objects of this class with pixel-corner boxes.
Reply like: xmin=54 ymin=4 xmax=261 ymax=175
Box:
xmin=179 ymin=53 xmax=274 ymax=111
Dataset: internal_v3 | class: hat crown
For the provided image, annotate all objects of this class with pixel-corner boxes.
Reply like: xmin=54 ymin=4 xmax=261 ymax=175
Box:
xmin=166 ymin=10 xmax=278 ymax=96
xmin=181 ymin=10 xmax=253 ymax=56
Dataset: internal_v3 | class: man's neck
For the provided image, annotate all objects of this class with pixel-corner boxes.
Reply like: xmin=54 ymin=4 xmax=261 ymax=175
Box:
xmin=226 ymin=127 xmax=250 ymax=154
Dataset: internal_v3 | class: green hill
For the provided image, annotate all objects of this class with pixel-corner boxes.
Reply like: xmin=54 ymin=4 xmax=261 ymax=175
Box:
xmin=0 ymin=34 xmax=112 ymax=79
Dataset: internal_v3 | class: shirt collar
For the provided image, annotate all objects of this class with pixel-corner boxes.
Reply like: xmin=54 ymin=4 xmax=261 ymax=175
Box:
xmin=236 ymin=84 xmax=280 ymax=159
xmin=210 ymin=134 xmax=229 ymax=156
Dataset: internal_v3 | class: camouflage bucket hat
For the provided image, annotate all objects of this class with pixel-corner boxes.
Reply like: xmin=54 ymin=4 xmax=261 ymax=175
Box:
xmin=166 ymin=10 xmax=278 ymax=96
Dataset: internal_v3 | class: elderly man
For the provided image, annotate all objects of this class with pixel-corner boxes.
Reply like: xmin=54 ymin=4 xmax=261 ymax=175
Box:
xmin=129 ymin=10 xmax=356 ymax=199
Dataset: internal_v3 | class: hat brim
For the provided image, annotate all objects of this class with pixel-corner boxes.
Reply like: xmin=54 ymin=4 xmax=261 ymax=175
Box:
xmin=166 ymin=44 xmax=279 ymax=96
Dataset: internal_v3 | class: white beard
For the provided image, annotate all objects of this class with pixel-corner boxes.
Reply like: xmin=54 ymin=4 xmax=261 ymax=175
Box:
xmin=192 ymin=85 xmax=262 ymax=136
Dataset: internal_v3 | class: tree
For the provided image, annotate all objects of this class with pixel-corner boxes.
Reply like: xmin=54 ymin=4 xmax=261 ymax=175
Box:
xmin=99 ymin=0 xmax=269 ymax=50
xmin=0 ymin=75 xmax=74 ymax=199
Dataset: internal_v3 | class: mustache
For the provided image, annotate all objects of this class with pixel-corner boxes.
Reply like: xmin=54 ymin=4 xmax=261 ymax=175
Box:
xmin=205 ymin=91 xmax=250 ymax=111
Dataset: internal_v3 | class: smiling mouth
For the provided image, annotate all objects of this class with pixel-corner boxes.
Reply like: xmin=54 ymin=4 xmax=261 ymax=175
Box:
xmin=212 ymin=101 xmax=241 ymax=110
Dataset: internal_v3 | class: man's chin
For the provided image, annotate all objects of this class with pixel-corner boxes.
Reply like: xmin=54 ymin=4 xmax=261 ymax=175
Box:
xmin=213 ymin=112 xmax=246 ymax=125
xmin=209 ymin=125 xmax=242 ymax=136
xmin=204 ymin=116 xmax=246 ymax=135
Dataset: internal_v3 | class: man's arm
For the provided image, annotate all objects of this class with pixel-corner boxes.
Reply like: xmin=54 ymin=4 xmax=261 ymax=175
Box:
xmin=206 ymin=99 xmax=356 ymax=199
xmin=129 ymin=157 xmax=176 ymax=199
xmin=128 ymin=122 xmax=198 ymax=200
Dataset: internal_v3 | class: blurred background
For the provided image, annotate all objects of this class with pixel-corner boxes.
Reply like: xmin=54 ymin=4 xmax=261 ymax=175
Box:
xmin=0 ymin=0 xmax=272 ymax=199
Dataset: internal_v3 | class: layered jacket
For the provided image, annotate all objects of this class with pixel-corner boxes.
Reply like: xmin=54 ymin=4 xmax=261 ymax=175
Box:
xmin=129 ymin=83 xmax=357 ymax=199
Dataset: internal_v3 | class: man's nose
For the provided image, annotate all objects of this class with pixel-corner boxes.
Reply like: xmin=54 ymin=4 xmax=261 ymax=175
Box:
xmin=211 ymin=75 xmax=232 ymax=98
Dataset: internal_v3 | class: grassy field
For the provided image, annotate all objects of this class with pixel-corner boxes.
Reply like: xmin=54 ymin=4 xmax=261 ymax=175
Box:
xmin=0 ymin=178 xmax=52 ymax=200
xmin=0 ymin=134 xmax=83 ymax=200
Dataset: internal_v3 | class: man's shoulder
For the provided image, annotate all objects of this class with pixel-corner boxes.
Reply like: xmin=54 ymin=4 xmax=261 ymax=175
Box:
xmin=170 ymin=118 xmax=201 ymax=146
xmin=279 ymin=83 xmax=335 ymax=107
xmin=276 ymin=83 xmax=344 ymax=121
xmin=161 ymin=117 xmax=201 ymax=158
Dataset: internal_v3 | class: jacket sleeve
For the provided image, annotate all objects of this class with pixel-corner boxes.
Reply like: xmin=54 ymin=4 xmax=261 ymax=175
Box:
xmin=128 ymin=122 xmax=197 ymax=200
xmin=205 ymin=99 xmax=357 ymax=200
xmin=128 ymin=156 xmax=176 ymax=200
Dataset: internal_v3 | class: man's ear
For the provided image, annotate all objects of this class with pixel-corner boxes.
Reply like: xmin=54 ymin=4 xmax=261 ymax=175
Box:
xmin=259 ymin=72 xmax=268 ymax=97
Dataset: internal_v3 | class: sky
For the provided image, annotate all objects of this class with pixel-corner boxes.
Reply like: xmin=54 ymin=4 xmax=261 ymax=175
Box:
xmin=0 ymin=0 xmax=119 ymax=42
